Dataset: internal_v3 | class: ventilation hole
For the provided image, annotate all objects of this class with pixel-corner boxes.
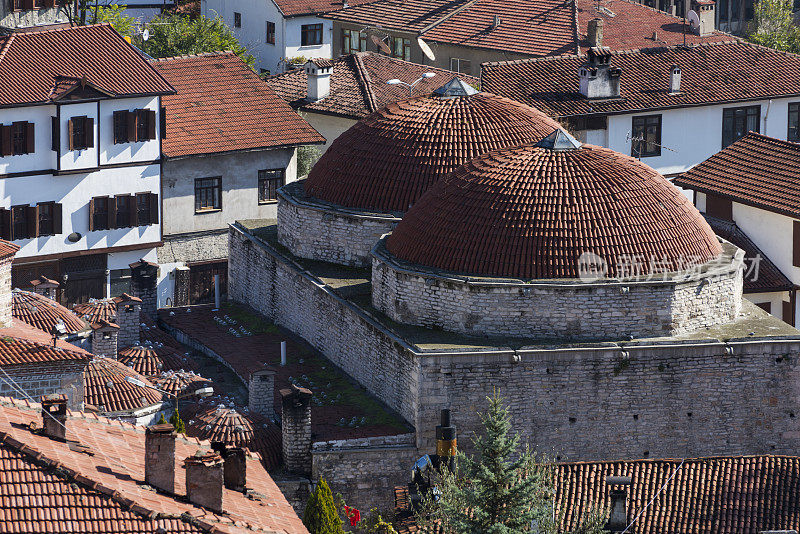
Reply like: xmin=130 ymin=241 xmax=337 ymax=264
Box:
xmin=643 ymin=450 xmax=649 ymax=457
xmin=687 ymin=412 xmax=692 ymax=418
xmin=569 ymin=417 xmax=576 ymax=424
xmin=633 ymin=414 xmax=639 ymax=420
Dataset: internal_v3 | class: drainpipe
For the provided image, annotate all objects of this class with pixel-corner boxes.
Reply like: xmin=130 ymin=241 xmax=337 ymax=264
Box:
xmin=763 ymin=99 xmax=772 ymax=134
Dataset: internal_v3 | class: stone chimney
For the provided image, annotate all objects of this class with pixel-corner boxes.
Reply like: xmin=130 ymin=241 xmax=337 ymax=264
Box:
xmin=248 ymin=367 xmax=276 ymax=421
xmin=305 ymin=59 xmax=332 ymax=102
xmin=578 ymin=47 xmax=621 ymax=100
xmin=185 ymin=451 xmax=225 ymax=513
xmin=91 ymin=319 xmax=119 ymax=358
xmin=0 ymin=245 xmax=17 ymax=328
xmin=30 ymin=276 xmax=59 ymax=300
xmin=691 ymin=0 xmax=715 ymax=36
xmin=223 ymin=446 xmax=247 ymax=491
xmin=145 ymin=423 xmax=176 ymax=494
xmin=41 ymin=394 xmax=68 ymax=441
xmin=280 ymin=384 xmax=313 ymax=474
xmin=117 ymin=293 xmax=142 ymax=349
xmin=669 ymin=64 xmax=682 ymax=94
xmin=604 ymin=476 xmax=632 ymax=532
xmin=129 ymin=259 xmax=158 ymax=320
xmin=587 ymin=18 xmax=603 ymax=47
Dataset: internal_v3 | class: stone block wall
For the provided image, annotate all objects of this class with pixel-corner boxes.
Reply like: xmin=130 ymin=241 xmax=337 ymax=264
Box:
xmin=277 ymin=182 xmax=400 ymax=267
xmin=0 ymin=255 xmax=13 ymax=328
xmin=0 ymin=362 xmax=85 ymax=409
xmin=91 ymin=327 xmax=117 ymax=359
xmin=249 ymin=368 xmax=276 ymax=421
xmin=117 ymin=301 xmax=141 ymax=349
xmin=371 ymin=240 xmax=743 ymax=340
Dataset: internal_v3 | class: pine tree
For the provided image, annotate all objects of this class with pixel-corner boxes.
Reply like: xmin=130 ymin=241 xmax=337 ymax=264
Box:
xmin=303 ymin=479 xmax=344 ymax=534
xmin=156 ymin=412 xmax=168 ymax=425
xmin=169 ymin=410 xmax=186 ymax=434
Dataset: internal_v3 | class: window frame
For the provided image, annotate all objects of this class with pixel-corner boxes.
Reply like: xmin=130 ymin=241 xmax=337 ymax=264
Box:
xmin=449 ymin=58 xmax=472 ymax=75
xmin=389 ymin=36 xmax=411 ymax=61
xmin=630 ymin=114 xmax=662 ymax=158
xmin=114 ymin=194 xmax=133 ymax=229
xmin=258 ymin=169 xmax=286 ymax=204
xmin=37 ymin=201 xmax=55 ymax=236
xmin=342 ymin=28 xmax=366 ymax=54
xmin=722 ymin=105 xmax=760 ymax=148
xmin=789 ymin=103 xmax=800 ymax=142
xmin=11 ymin=205 xmax=28 ymax=240
xmin=91 ymin=196 xmax=110 ymax=231
xmin=234 ymin=11 xmax=242 ymax=28
xmin=301 ymin=23 xmax=323 ymax=46
xmin=195 ymin=177 xmax=223 ymax=213
xmin=266 ymin=20 xmax=276 ymax=44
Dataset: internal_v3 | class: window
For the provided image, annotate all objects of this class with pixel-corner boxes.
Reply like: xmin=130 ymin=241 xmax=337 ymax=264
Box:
xmin=258 ymin=169 xmax=285 ymax=203
xmin=794 ymin=220 xmax=800 ymax=268
xmin=12 ymin=0 xmax=22 ymax=11
xmin=631 ymin=114 xmax=662 ymax=157
xmin=390 ymin=36 xmax=411 ymax=61
xmin=301 ymin=24 xmax=323 ymax=46
xmin=115 ymin=195 xmax=133 ymax=228
xmin=789 ymin=103 xmax=800 ymax=142
xmin=110 ymin=268 xmax=132 ymax=296
xmin=565 ymin=115 xmax=607 ymax=131
xmin=91 ymin=196 xmax=110 ymax=231
xmin=234 ymin=12 xmax=241 ymax=27
xmin=342 ymin=29 xmax=366 ymax=54
xmin=136 ymin=110 xmax=149 ymax=142
xmin=0 ymin=204 xmax=59 ymax=240
xmin=0 ymin=121 xmax=33 ymax=156
xmin=12 ymin=122 xmax=27 ymax=155
xmin=136 ymin=192 xmax=159 ymax=226
xmin=722 ymin=105 xmax=759 ymax=148
xmin=37 ymin=202 xmax=55 ymax=236
xmin=68 ymin=115 xmax=93 ymax=150
xmin=449 ymin=58 xmax=472 ymax=75
xmin=11 ymin=206 xmax=29 ymax=240
xmin=113 ymin=110 xmax=129 ymax=144
xmin=706 ymin=193 xmax=732 ymax=221
xmin=266 ymin=21 xmax=275 ymax=44
xmin=113 ymin=109 xmax=155 ymax=144
xmin=195 ymin=177 xmax=222 ymax=212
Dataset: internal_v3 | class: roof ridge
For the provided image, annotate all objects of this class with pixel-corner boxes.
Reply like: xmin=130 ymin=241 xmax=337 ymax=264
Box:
xmin=149 ymin=50 xmax=238 ymax=62
xmin=351 ymin=53 xmax=378 ymax=113
xmin=0 ymin=33 xmax=15 ymax=66
xmin=557 ymin=453 xmax=800 ymax=466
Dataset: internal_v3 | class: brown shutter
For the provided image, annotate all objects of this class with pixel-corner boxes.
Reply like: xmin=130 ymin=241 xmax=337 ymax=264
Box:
xmin=89 ymin=197 xmax=95 ymax=232
xmin=22 ymin=0 xmax=33 ymax=10
xmin=706 ymin=194 xmax=732 ymax=221
xmin=149 ymin=193 xmax=159 ymax=224
xmin=85 ymin=117 xmax=94 ymax=148
xmin=0 ymin=125 xmax=11 ymax=156
xmin=160 ymin=106 xmax=166 ymax=139
xmin=129 ymin=194 xmax=137 ymax=227
xmin=44 ymin=0 xmax=54 ymax=7
xmin=51 ymin=116 xmax=59 ymax=152
xmin=128 ymin=111 xmax=137 ymax=142
xmin=108 ymin=196 xmax=117 ymax=230
xmin=784 ymin=299 xmax=795 ymax=326
xmin=26 ymin=205 xmax=38 ymax=239
xmin=52 ymin=202 xmax=62 ymax=234
xmin=67 ymin=118 xmax=74 ymax=151
xmin=794 ymin=221 xmax=800 ymax=268
xmin=25 ymin=122 xmax=34 ymax=154
xmin=0 ymin=209 xmax=9 ymax=241
xmin=113 ymin=111 xmax=122 ymax=144
xmin=147 ymin=110 xmax=156 ymax=140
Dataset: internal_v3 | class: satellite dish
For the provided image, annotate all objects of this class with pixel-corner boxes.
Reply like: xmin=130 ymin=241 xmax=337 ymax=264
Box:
xmin=370 ymin=34 xmax=391 ymax=54
xmin=687 ymin=10 xmax=700 ymax=33
xmin=142 ymin=28 xmax=150 ymax=41
xmin=417 ymin=37 xmax=436 ymax=61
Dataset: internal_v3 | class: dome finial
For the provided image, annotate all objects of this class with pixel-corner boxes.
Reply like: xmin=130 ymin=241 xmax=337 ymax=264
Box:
xmin=433 ymin=77 xmax=479 ymax=98
xmin=536 ymin=128 xmax=582 ymax=151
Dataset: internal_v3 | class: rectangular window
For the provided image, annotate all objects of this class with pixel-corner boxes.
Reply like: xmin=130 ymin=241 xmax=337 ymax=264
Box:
xmin=789 ymin=103 xmax=800 ymax=142
xmin=137 ymin=109 xmax=149 ymax=142
xmin=266 ymin=21 xmax=275 ymax=44
xmin=234 ymin=12 xmax=241 ymax=27
xmin=68 ymin=115 xmax=93 ymax=150
xmin=794 ymin=220 xmax=800 ymax=268
xmin=12 ymin=0 xmax=22 ymax=11
xmin=342 ymin=29 xmax=366 ymax=54
xmin=301 ymin=23 xmax=323 ymax=46
xmin=11 ymin=122 xmax=29 ymax=155
xmin=11 ymin=205 xmax=28 ymax=240
xmin=91 ymin=196 xmax=110 ymax=231
xmin=390 ymin=36 xmax=411 ymax=61
xmin=195 ymin=177 xmax=222 ymax=212
xmin=449 ymin=58 xmax=472 ymax=75
xmin=705 ymin=193 xmax=733 ymax=221
xmin=113 ymin=110 xmax=129 ymax=144
xmin=37 ymin=201 xmax=54 ymax=236
xmin=258 ymin=169 xmax=285 ymax=203
xmin=115 ymin=195 xmax=132 ymax=228
xmin=136 ymin=192 xmax=153 ymax=225
xmin=722 ymin=105 xmax=760 ymax=148
xmin=631 ymin=114 xmax=662 ymax=157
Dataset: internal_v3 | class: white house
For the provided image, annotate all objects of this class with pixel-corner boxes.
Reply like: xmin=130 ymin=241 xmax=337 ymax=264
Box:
xmin=0 ymin=24 xmax=174 ymax=306
xmin=481 ymin=41 xmax=800 ymax=178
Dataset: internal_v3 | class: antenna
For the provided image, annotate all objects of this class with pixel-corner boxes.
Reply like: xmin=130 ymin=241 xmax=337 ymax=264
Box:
xmin=687 ymin=9 xmax=700 ymax=34
xmin=417 ymin=37 xmax=436 ymax=61
xmin=626 ymin=132 xmax=677 ymax=160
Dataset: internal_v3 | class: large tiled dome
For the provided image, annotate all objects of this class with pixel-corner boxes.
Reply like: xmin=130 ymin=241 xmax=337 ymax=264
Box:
xmin=303 ymin=78 xmax=563 ymax=213
xmin=83 ymin=357 xmax=163 ymax=413
xmin=386 ymin=133 xmax=722 ymax=279
xmin=12 ymin=289 xmax=88 ymax=335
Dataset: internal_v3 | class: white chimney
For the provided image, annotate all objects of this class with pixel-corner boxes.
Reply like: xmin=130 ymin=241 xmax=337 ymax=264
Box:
xmin=691 ymin=0 xmax=716 ymax=36
xmin=305 ymin=59 xmax=332 ymax=102
xmin=493 ymin=14 xmax=501 ymax=29
xmin=669 ymin=64 xmax=682 ymax=94
xmin=578 ymin=47 xmax=621 ymax=100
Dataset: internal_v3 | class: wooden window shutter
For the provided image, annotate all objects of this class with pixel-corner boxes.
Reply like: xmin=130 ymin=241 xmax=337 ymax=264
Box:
xmin=25 ymin=122 xmax=34 ymax=154
xmin=108 ymin=196 xmax=117 ymax=230
xmin=22 ymin=0 xmax=33 ymax=9
xmin=113 ymin=110 xmax=124 ymax=144
xmin=85 ymin=117 xmax=94 ymax=148
xmin=160 ymin=106 xmax=166 ymax=139
xmin=52 ymin=203 xmax=62 ymax=234
xmin=149 ymin=193 xmax=159 ymax=224
xmin=0 ymin=125 xmax=11 ymax=156
xmin=128 ymin=111 xmax=138 ymax=142
xmin=51 ymin=116 xmax=59 ymax=152
xmin=89 ymin=197 xmax=95 ymax=232
xmin=0 ymin=209 xmax=9 ymax=241
xmin=794 ymin=221 xmax=800 ymax=268
xmin=784 ymin=299 xmax=795 ymax=326
xmin=147 ymin=109 xmax=156 ymax=140
xmin=26 ymin=205 xmax=38 ymax=239
xmin=128 ymin=194 xmax=137 ymax=227
xmin=67 ymin=118 xmax=74 ymax=151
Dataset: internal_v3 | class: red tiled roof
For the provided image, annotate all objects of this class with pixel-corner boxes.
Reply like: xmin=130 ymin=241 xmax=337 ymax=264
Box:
xmin=186 ymin=406 xmax=282 ymax=470
xmin=151 ymin=53 xmax=324 ymax=158
xmin=73 ymin=297 xmax=121 ymax=326
xmin=12 ymin=289 xmax=89 ymax=336
xmin=0 ymin=396 xmax=308 ymax=534
xmin=0 ymin=24 xmax=174 ymax=107
xmin=674 ymin=133 xmax=800 ymax=218
xmin=266 ymin=52 xmax=478 ymax=119
xmin=576 ymin=0 xmax=733 ymax=52
xmin=304 ymin=87 xmax=563 ymax=213
xmin=83 ymin=357 xmax=164 ymax=414
xmin=150 ymin=370 xmax=214 ymax=399
xmin=0 ymin=318 xmax=92 ymax=356
xmin=481 ymin=41 xmax=800 ymax=118
xmin=0 ymin=240 xmax=18 ymax=259
xmin=387 ymin=142 xmax=721 ymax=278
xmin=0 ymin=333 xmax=88 ymax=367
xmin=117 ymin=345 xmax=198 ymax=377
xmin=273 ymin=0 xmax=376 ymax=16
xmin=396 ymin=455 xmax=800 ymax=534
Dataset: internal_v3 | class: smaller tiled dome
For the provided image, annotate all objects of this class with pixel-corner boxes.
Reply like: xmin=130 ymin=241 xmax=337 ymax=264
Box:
xmin=117 ymin=344 xmax=198 ymax=377
xmin=386 ymin=137 xmax=722 ymax=279
xmin=12 ymin=290 xmax=88 ymax=335
xmin=151 ymin=370 xmax=213 ymax=399
xmin=83 ymin=357 xmax=163 ymax=414
xmin=304 ymin=78 xmax=563 ymax=213
xmin=73 ymin=297 xmax=121 ymax=325
xmin=186 ymin=406 xmax=281 ymax=469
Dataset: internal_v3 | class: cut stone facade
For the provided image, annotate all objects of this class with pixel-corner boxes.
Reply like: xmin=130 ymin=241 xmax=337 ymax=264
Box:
xmin=117 ymin=298 xmax=141 ymax=350
xmin=0 ymin=362 xmax=85 ymax=409
xmin=277 ymin=181 xmax=401 ymax=267
xmin=248 ymin=368 xmax=276 ymax=421
xmin=281 ymin=385 xmax=313 ymax=475
xmin=371 ymin=238 xmax=744 ymax=340
xmin=0 ymin=255 xmax=12 ymax=328
xmin=157 ymin=230 xmax=229 ymax=265
xmin=0 ymin=5 xmax=67 ymax=29
xmin=91 ymin=325 xmax=118 ymax=359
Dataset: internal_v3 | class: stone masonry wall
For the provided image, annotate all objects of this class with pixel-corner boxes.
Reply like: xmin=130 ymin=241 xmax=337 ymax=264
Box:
xmin=157 ymin=230 xmax=229 ymax=265
xmin=277 ymin=182 xmax=400 ymax=267
xmin=371 ymin=242 xmax=743 ymax=340
xmin=0 ymin=255 xmax=12 ymax=328
xmin=0 ymin=362 xmax=85 ymax=409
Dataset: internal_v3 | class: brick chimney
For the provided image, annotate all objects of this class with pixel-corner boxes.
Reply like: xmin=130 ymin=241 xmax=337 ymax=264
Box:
xmin=129 ymin=259 xmax=158 ymax=320
xmin=224 ymin=446 xmax=247 ymax=491
xmin=305 ymin=59 xmax=332 ymax=102
xmin=248 ymin=368 xmax=276 ymax=421
xmin=30 ymin=276 xmax=59 ymax=300
xmin=0 ymin=245 xmax=17 ymax=328
xmin=578 ymin=47 xmax=621 ymax=100
xmin=587 ymin=18 xmax=603 ymax=47
xmin=604 ymin=476 xmax=632 ymax=532
xmin=116 ymin=293 xmax=142 ymax=349
xmin=185 ymin=451 xmax=225 ymax=512
xmin=145 ymin=423 xmax=176 ymax=493
xmin=280 ymin=384 xmax=313 ymax=474
xmin=41 ymin=394 xmax=68 ymax=441
xmin=91 ymin=319 xmax=119 ymax=358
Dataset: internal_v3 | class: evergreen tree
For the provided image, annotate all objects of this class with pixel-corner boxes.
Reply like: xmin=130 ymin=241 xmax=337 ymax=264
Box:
xmin=156 ymin=412 xmax=168 ymax=425
xmin=303 ymin=479 xmax=344 ymax=534
xmin=169 ymin=410 xmax=186 ymax=434
xmin=747 ymin=0 xmax=800 ymax=53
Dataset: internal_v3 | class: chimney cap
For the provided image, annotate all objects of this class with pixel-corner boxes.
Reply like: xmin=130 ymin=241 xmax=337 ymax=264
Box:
xmin=41 ymin=393 xmax=68 ymax=406
xmin=91 ymin=319 xmax=120 ymax=331
xmin=147 ymin=423 xmax=176 ymax=434
xmin=606 ymin=475 xmax=633 ymax=486
xmin=184 ymin=451 xmax=224 ymax=466
xmin=279 ymin=383 xmax=312 ymax=399
xmin=30 ymin=275 xmax=59 ymax=288
xmin=118 ymin=292 xmax=142 ymax=303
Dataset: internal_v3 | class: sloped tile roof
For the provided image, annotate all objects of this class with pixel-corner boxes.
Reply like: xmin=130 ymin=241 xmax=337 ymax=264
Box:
xmin=0 ymin=396 xmax=308 ymax=534
xmin=151 ymin=52 xmax=324 ymax=158
xmin=12 ymin=289 xmax=89 ymax=336
xmin=0 ymin=24 xmax=174 ymax=107
xmin=117 ymin=345 xmax=199 ymax=377
xmin=303 ymin=87 xmax=563 ymax=213
xmin=674 ymin=132 xmax=800 ymax=218
xmin=266 ymin=52 xmax=477 ymax=119
xmin=73 ymin=297 xmax=122 ymax=326
xmin=140 ymin=317 xmax=184 ymax=350
xmin=386 ymin=142 xmax=721 ymax=278
xmin=481 ymin=41 xmax=800 ymax=118
xmin=0 ymin=240 xmax=18 ymax=259
xmin=150 ymin=370 xmax=214 ymax=399
xmin=0 ymin=333 xmax=88 ymax=367
xmin=273 ymin=0 xmax=377 ymax=17
xmin=82 ymin=357 xmax=164 ymax=414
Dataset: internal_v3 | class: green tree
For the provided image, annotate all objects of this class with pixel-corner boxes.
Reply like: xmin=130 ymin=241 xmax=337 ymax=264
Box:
xmin=747 ymin=0 xmax=800 ymax=52
xmin=169 ymin=409 xmax=186 ymax=434
xmin=94 ymin=4 xmax=136 ymax=39
xmin=303 ymin=479 xmax=345 ymax=534
xmin=297 ymin=145 xmax=322 ymax=177
xmin=142 ymin=14 xmax=255 ymax=69
xmin=156 ymin=412 xmax=168 ymax=425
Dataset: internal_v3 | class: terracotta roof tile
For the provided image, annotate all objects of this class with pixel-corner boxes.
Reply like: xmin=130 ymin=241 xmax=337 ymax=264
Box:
xmin=481 ymin=41 xmax=800 ymax=118
xmin=274 ymin=0 xmax=376 ymax=16
xmin=83 ymin=357 xmax=163 ymax=414
xmin=304 ymin=86 xmax=563 ymax=213
xmin=151 ymin=53 xmax=324 ymax=158
xmin=150 ymin=370 xmax=213 ymax=399
xmin=0 ymin=333 xmax=88 ymax=367
xmin=0 ymin=24 xmax=174 ymax=107
xmin=117 ymin=345 xmax=199 ymax=377
xmin=0 ymin=240 xmax=19 ymax=259
xmin=386 ymin=142 xmax=721 ymax=278
xmin=12 ymin=289 xmax=89 ymax=336
xmin=674 ymin=132 xmax=800 ymax=218
xmin=74 ymin=297 xmax=122 ymax=326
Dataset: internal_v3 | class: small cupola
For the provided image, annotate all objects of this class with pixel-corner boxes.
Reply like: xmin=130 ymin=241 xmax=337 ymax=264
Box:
xmin=578 ymin=46 xmax=621 ymax=99
xmin=305 ymin=59 xmax=333 ymax=102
